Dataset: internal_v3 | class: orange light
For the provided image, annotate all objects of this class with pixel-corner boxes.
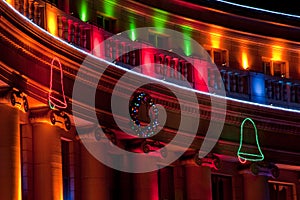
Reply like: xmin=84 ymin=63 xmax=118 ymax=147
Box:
xmin=7 ymin=0 xmax=13 ymax=5
xmin=242 ymin=52 xmax=249 ymax=69
xmin=272 ymin=45 xmax=283 ymax=61
xmin=17 ymin=145 xmax=22 ymax=200
xmin=210 ymin=32 xmax=221 ymax=49
xmin=47 ymin=10 xmax=57 ymax=36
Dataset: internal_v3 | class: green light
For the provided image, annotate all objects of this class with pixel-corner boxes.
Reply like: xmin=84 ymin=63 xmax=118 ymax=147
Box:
xmin=153 ymin=8 xmax=168 ymax=32
xmin=129 ymin=17 xmax=137 ymax=41
xmin=237 ymin=118 xmax=264 ymax=163
xmin=181 ymin=25 xmax=193 ymax=56
xmin=79 ymin=1 xmax=88 ymax=21
xmin=103 ymin=0 xmax=117 ymax=17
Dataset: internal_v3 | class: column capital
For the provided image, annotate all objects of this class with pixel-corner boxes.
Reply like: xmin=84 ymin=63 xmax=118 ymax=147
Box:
xmin=181 ymin=153 xmax=221 ymax=170
xmin=0 ymin=87 xmax=29 ymax=112
xmin=29 ymin=107 xmax=71 ymax=131
xmin=239 ymin=162 xmax=279 ymax=179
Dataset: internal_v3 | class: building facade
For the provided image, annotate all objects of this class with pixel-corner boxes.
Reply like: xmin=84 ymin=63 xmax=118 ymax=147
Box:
xmin=1 ymin=0 xmax=300 ymax=200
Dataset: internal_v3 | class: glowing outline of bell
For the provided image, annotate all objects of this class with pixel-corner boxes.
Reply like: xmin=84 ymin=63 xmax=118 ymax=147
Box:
xmin=48 ymin=57 xmax=67 ymax=109
xmin=237 ymin=118 xmax=264 ymax=163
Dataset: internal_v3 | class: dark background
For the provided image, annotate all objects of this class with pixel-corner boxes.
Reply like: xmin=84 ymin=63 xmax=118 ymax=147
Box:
xmin=213 ymin=0 xmax=299 ymax=15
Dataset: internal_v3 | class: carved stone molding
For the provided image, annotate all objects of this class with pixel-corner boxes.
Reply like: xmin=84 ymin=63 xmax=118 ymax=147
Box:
xmin=0 ymin=86 xmax=28 ymax=112
xmin=181 ymin=153 xmax=221 ymax=170
xmin=126 ymin=139 xmax=167 ymax=158
xmin=239 ymin=162 xmax=280 ymax=179
xmin=29 ymin=107 xmax=71 ymax=131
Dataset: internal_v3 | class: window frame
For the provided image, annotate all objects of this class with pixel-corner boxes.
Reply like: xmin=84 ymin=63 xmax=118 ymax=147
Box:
xmin=204 ymin=46 xmax=229 ymax=67
xmin=148 ymin=29 xmax=170 ymax=50
xmin=268 ymin=180 xmax=297 ymax=200
xmin=262 ymin=57 xmax=289 ymax=78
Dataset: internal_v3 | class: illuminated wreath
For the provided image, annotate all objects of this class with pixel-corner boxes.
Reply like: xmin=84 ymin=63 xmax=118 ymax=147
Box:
xmin=129 ymin=92 xmax=159 ymax=137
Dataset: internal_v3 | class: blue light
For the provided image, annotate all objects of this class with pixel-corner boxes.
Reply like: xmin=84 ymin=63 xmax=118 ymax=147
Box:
xmin=250 ymin=72 xmax=265 ymax=104
xmin=4 ymin=0 xmax=300 ymax=114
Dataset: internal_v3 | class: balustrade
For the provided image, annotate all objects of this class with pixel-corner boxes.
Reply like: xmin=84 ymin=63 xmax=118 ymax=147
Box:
xmin=33 ymin=2 xmax=42 ymax=26
xmin=7 ymin=0 xmax=300 ymax=110
xmin=67 ymin=19 xmax=74 ymax=43
xmin=28 ymin=0 xmax=34 ymax=20
xmin=23 ymin=0 xmax=28 ymax=18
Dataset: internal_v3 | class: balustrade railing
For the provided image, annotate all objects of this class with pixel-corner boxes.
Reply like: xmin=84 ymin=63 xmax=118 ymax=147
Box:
xmin=11 ymin=0 xmax=92 ymax=51
xmin=7 ymin=0 xmax=300 ymax=110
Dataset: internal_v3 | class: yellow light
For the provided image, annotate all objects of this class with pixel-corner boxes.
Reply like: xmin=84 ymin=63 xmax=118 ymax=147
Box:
xmin=7 ymin=0 xmax=13 ymax=5
xmin=242 ymin=52 xmax=249 ymax=69
xmin=17 ymin=145 xmax=22 ymax=200
xmin=47 ymin=10 xmax=57 ymax=36
xmin=272 ymin=45 xmax=283 ymax=61
xmin=210 ymin=32 xmax=221 ymax=49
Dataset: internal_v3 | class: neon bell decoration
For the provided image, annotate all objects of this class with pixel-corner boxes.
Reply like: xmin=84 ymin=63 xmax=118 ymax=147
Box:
xmin=48 ymin=57 xmax=67 ymax=109
xmin=237 ymin=118 xmax=264 ymax=164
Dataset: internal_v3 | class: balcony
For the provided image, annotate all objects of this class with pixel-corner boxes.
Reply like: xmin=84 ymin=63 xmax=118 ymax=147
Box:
xmin=8 ymin=0 xmax=300 ymax=111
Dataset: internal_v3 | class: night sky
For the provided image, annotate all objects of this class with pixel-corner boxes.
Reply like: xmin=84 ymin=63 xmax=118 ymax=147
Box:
xmin=222 ymin=0 xmax=299 ymax=15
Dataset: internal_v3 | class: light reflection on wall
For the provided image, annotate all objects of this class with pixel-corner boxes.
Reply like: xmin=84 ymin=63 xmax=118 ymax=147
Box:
xmin=210 ymin=32 xmax=221 ymax=49
xmin=153 ymin=8 xmax=168 ymax=32
xmin=47 ymin=9 xmax=57 ymax=36
xmin=129 ymin=17 xmax=137 ymax=41
xmin=79 ymin=0 xmax=88 ymax=22
xmin=17 ymin=144 xmax=22 ymax=200
xmin=272 ymin=45 xmax=283 ymax=61
xmin=242 ymin=51 xmax=249 ymax=69
xmin=181 ymin=25 xmax=193 ymax=56
xmin=7 ymin=0 xmax=13 ymax=5
xmin=103 ymin=0 xmax=117 ymax=17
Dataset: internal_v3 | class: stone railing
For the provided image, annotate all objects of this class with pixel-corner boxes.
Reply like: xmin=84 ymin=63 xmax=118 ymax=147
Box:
xmin=8 ymin=0 xmax=300 ymax=110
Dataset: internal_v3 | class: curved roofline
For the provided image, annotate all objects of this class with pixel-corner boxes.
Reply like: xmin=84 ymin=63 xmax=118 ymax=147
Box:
xmin=215 ymin=0 xmax=300 ymax=19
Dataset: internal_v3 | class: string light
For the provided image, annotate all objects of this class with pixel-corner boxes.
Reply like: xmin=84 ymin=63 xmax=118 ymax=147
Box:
xmin=237 ymin=118 xmax=264 ymax=163
xmin=48 ymin=57 xmax=67 ymax=109
xmin=129 ymin=92 xmax=159 ymax=137
xmin=5 ymin=0 xmax=300 ymax=115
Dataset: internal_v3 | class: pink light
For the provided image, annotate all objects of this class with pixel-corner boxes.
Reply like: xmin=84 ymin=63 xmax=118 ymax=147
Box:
xmin=238 ymin=156 xmax=247 ymax=164
xmin=193 ymin=58 xmax=208 ymax=92
xmin=141 ymin=46 xmax=156 ymax=77
xmin=49 ymin=57 xmax=67 ymax=109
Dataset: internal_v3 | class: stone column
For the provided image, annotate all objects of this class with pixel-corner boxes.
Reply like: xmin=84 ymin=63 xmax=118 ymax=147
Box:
xmin=243 ymin=173 xmax=270 ymax=200
xmin=133 ymin=171 xmax=159 ymax=200
xmin=185 ymin=165 xmax=212 ymax=200
xmin=21 ymin=124 xmax=34 ymax=200
xmin=0 ymin=105 xmax=22 ymax=200
xmin=32 ymin=122 xmax=63 ymax=200
xmin=80 ymin=145 xmax=113 ymax=200
xmin=121 ymin=154 xmax=159 ymax=200
xmin=240 ymin=162 xmax=280 ymax=200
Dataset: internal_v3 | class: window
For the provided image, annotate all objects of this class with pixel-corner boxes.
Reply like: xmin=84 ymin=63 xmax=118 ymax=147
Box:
xmin=61 ymin=140 xmax=71 ymax=200
xmin=262 ymin=58 xmax=288 ymax=78
xmin=269 ymin=181 xmax=296 ymax=200
xmin=96 ymin=14 xmax=116 ymax=33
xmin=148 ymin=30 xmax=169 ymax=49
xmin=206 ymin=47 xmax=228 ymax=67
xmin=211 ymin=174 xmax=233 ymax=200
